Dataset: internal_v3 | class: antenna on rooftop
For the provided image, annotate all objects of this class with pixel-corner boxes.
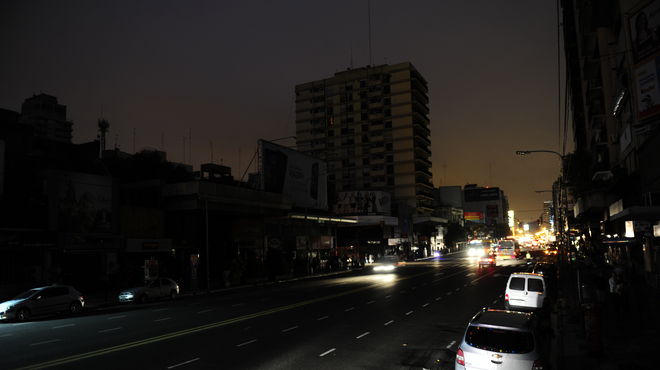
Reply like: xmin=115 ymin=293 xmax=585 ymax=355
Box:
xmin=97 ymin=118 xmax=109 ymax=158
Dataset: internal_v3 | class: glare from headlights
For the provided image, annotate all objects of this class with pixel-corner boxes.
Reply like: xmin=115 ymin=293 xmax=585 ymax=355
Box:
xmin=373 ymin=265 xmax=396 ymax=272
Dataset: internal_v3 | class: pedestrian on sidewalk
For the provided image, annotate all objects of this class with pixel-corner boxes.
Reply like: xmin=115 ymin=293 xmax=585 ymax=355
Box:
xmin=609 ymin=271 xmax=624 ymax=318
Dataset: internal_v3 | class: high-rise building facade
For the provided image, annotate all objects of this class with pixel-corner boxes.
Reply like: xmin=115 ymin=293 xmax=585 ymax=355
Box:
xmin=295 ymin=62 xmax=433 ymax=217
xmin=19 ymin=94 xmax=73 ymax=143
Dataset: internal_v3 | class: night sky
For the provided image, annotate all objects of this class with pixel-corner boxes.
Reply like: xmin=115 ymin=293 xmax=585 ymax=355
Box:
xmin=0 ymin=0 xmax=571 ymax=221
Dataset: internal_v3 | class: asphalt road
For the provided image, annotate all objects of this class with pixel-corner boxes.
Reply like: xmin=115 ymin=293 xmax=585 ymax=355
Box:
xmin=0 ymin=251 xmax=538 ymax=370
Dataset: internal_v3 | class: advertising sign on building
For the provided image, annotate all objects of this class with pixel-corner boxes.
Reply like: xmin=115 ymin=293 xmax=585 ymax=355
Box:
xmin=259 ymin=139 xmax=327 ymax=210
xmin=634 ymin=57 xmax=660 ymax=120
xmin=55 ymin=171 xmax=113 ymax=233
xmin=629 ymin=1 xmax=660 ymax=64
xmin=333 ymin=190 xmax=391 ymax=215
xmin=464 ymin=212 xmax=484 ymax=222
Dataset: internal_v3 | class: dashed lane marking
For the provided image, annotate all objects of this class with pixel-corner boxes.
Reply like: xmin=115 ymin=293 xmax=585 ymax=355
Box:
xmin=167 ymin=357 xmax=200 ymax=369
xmin=154 ymin=317 xmax=171 ymax=322
xmin=107 ymin=315 xmax=126 ymax=320
xmin=385 ymin=295 xmax=392 ymax=299
xmin=446 ymin=340 xmax=456 ymax=349
xmin=319 ymin=348 xmax=336 ymax=357
xmin=435 ymin=297 xmax=442 ymax=301
xmin=405 ymin=310 xmax=413 ymax=316
xmin=236 ymin=339 xmax=257 ymax=347
xmin=30 ymin=339 xmax=61 ymax=346
xmin=366 ymin=300 xmax=376 ymax=305
xmin=317 ymin=316 xmax=329 ymax=321
xmin=384 ymin=320 xmax=394 ymax=326
xmin=356 ymin=331 xmax=370 ymax=339
xmin=344 ymin=307 xmax=355 ymax=312
xmin=422 ymin=303 xmax=429 ymax=308
xmin=197 ymin=309 xmax=213 ymax=314
xmin=281 ymin=326 xmax=299 ymax=333
xmin=98 ymin=327 xmax=122 ymax=333
xmin=52 ymin=324 xmax=75 ymax=329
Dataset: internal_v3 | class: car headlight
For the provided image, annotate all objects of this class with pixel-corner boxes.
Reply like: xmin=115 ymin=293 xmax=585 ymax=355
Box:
xmin=121 ymin=292 xmax=134 ymax=298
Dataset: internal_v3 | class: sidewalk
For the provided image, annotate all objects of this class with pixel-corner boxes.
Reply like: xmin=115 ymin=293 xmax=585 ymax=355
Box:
xmin=554 ymin=261 xmax=660 ymax=370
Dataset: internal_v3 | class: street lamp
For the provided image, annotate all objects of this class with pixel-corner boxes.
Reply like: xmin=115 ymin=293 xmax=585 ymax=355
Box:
xmin=516 ymin=149 xmax=568 ymax=263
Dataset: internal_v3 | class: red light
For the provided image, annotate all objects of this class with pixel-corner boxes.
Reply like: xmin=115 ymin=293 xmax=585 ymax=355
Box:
xmin=456 ymin=348 xmax=465 ymax=366
xmin=505 ymin=293 xmax=509 ymax=301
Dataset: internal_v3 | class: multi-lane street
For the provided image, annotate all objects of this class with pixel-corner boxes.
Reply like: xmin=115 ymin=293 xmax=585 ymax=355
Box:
xmin=0 ymin=251 xmax=534 ymax=370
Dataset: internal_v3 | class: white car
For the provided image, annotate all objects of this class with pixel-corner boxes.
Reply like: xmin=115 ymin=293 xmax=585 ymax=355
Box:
xmin=118 ymin=278 xmax=180 ymax=303
xmin=372 ymin=255 xmax=401 ymax=272
xmin=0 ymin=285 xmax=85 ymax=321
xmin=456 ymin=308 xmax=547 ymax=370
xmin=504 ymin=272 xmax=547 ymax=310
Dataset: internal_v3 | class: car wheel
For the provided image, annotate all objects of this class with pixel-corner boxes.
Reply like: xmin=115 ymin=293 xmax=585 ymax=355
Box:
xmin=169 ymin=290 xmax=177 ymax=300
xmin=69 ymin=301 xmax=82 ymax=314
xmin=139 ymin=294 xmax=148 ymax=304
xmin=16 ymin=308 xmax=30 ymax=321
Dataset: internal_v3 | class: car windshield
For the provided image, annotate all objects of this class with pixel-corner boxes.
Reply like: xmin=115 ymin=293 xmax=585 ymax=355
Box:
xmin=13 ymin=289 xmax=39 ymax=300
xmin=466 ymin=326 xmax=534 ymax=354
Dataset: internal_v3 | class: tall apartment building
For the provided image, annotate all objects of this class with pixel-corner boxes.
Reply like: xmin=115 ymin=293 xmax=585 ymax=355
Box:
xmin=19 ymin=94 xmax=73 ymax=143
xmin=295 ymin=62 xmax=433 ymax=217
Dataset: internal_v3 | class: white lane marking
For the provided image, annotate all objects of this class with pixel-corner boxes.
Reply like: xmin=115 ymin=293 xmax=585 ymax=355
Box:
xmin=432 ymin=278 xmax=442 ymax=283
xmin=197 ymin=309 xmax=213 ymax=314
xmin=30 ymin=339 xmax=61 ymax=346
xmin=317 ymin=315 xmax=329 ymax=321
xmin=493 ymin=273 xmax=502 ymax=277
xmin=422 ymin=303 xmax=429 ymax=308
xmin=236 ymin=339 xmax=257 ymax=347
xmin=107 ymin=315 xmax=126 ymax=320
xmin=447 ymin=291 xmax=452 ymax=295
xmin=319 ymin=348 xmax=336 ymax=357
xmin=434 ymin=272 xmax=443 ymax=276
xmin=167 ymin=357 xmax=200 ymax=369
xmin=385 ymin=295 xmax=392 ymax=299
xmin=154 ymin=317 xmax=172 ymax=322
xmin=366 ymin=300 xmax=376 ymax=305
xmin=52 ymin=323 xmax=75 ymax=329
xmin=281 ymin=325 xmax=299 ymax=333
xmin=0 ymin=333 xmax=13 ymax=337
xmin=344 ymin=307 xmax=355 ymax=312
xmin=405 ymin=310 xmax=414 ymax=316
xmin=492 ymin=299 xmax=498 ymax=304
xmin=231 ymin=303 xmax=244 ymax=307
xmin=356 ymin=331 xmax=370 ymax=339
xmin=384 ymin=320 xmax=394 ymax=326
xmin=411 ymin=286 xmax=417 ymax=290
xmin=466 ymin=272 xmax=476 ymax=276
xmin=446 ymin=340 xmax=456 ymax=349
xmin=455 ymin=288 xmax=460 ymax=292
xmin=152 ymin=308 xmax=169 ymax=312
xmin=98 ymin=327 xmax=122 ymax=333
xmin=435 ymin=297 xmax=442 ymax=301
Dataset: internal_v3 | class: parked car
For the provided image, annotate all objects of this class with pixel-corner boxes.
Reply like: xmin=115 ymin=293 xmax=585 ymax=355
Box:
xmin=455 ymin=308 xmax=548 ymax=370
xmin=504 ymin=272 xmax=547 ymax=310
xmin=0 ymin=285 xmax=85 ymax=321
xmin=118 ymin=278 xmax=180 ymax=303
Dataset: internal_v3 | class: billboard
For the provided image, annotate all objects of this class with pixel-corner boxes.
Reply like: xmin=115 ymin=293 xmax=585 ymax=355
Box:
xmin=333 ymin=190 xmax=391 ymax=215
xmin=260 ymin=140 xmax=327 ymax=210
xmin=56 ymin=171 xmax=113 ymax=233
xmin=634 ymin=56 xmax=660 ymax=119
xmin=629 ymin=1 xmax=660 ymax=64
xmin=464 ymin=187 xmax=500 ymax=202
xmin=464 ymin=212 xmax=483 ymax=222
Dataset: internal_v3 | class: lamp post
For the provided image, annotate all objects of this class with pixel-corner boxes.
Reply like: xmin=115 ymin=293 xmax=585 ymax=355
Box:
xmin=516 ymin=150 xmax=568 ymax=262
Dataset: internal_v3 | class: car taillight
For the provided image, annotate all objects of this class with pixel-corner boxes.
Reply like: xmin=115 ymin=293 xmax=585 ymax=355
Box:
xmin=456 ymin=347 xmax=465 ymax=366
xmin=505 ymin=293 xmax=509 ymax=301
xmin=532 ymin=359 xmax=544 ymax=370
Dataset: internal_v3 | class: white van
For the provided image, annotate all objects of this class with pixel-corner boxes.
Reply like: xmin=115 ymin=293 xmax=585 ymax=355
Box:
xmin=504 ymin=272 xmax=546 ymax=310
